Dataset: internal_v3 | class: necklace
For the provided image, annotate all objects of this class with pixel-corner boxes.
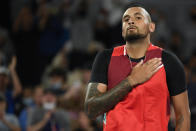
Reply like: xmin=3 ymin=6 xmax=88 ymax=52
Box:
xmin=124 ymin=45 xmax=147 ymax=68
xmin=128 ymin=55 xmax=146 ymax=69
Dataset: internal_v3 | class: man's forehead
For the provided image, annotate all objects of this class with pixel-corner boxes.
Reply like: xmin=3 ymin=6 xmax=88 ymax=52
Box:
xmin=123 ymin=7 xmax=147 ymax=17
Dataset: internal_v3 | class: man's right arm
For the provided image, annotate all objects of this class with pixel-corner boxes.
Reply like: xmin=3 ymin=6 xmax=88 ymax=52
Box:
xmin=84 ymin=54 xmax=162 ymax=119
xmin=85 ymin=79 xmax=132 ymax=119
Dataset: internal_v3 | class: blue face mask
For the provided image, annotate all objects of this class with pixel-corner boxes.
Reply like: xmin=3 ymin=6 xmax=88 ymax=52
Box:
xmin=23 ymin=97 xmax=33 ymax=106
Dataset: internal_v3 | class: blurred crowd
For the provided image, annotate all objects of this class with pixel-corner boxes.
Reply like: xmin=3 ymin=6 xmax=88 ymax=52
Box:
xmin=0 ymin=0 xmax=195 ymax=130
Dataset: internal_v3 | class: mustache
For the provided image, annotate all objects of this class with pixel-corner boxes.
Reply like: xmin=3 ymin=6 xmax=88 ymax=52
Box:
xmin=127 ymin=26 xmax=138 ymax=30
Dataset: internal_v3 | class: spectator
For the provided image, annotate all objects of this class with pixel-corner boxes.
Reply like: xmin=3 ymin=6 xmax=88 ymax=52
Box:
xmin=0 ymin=56 xmax=22 ymax=114
xmin=102 ymin=0 xmax=129 ymax=47
xmin=69 ymin=0 xmax=102 ymax=51
xmin=37 ymin=2 xmax=70 ymax=79
xmin=27 ymin=88 xmax=70 ymax=131
xmin=22 ymin=88 xmax=34 ymax=108
xmin=42 ymin=67 xmax=68 ymax=95
xmin=0 ymin=92 xmax=20 ymax=131
xmin=19 ymin=86 xmax=43 ymax=131
xmin=12 ymin=6 xmax=40 ymax=85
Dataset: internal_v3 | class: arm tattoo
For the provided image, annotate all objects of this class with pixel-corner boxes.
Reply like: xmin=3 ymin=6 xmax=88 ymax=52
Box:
xmin=84 ymin=78 xmax=133 ymax=119
xmin=175 ymin=115 xmax=184 ymax=131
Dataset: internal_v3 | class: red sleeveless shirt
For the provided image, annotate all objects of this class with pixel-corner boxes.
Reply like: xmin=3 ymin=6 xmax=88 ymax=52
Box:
xmin=103 ymin=44 xmax=170 ymax=131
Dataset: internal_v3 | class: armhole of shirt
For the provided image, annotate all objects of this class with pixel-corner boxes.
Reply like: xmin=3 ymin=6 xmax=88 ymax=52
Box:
xmin=162 ymin=50 xmax=187 ymax=96
xmin=89 ymin=49 xmax=113 ymax=85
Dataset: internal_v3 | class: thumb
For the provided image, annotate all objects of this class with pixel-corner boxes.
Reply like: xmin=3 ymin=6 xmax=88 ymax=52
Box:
xmin=135 ymin=60 xmax=143 ymax=67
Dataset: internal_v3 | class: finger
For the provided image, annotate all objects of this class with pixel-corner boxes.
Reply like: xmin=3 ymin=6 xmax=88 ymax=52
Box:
xmin=135 ymin=60 xmax=143 ymax=67
xmin=151 ymin=59 xmax=162 ymax=67
xmin=150 ymin=61 xmax=162 ymax=71
xmin=144 ymin=58 xmax=155 ymax=66
xmin=146 ymin=58 xmax=161 ymax=67
xmin=146 ymin=58 xmax=158 ymax=64
xmin=151 ymin=64 xmax=163 ymax=75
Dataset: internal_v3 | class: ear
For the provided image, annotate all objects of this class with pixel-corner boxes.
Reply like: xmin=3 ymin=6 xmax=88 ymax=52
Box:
xmin=149 ymin=22 xmax=155 ymax=33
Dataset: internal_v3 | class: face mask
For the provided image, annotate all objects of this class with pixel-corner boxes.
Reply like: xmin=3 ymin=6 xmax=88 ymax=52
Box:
xmin=51 ymin=81 xmax=62 ymax=89
xmin=23 ymin=98 xmax=33 ymax=106
xmin=43 ymin=102 xmax=56 ymax=110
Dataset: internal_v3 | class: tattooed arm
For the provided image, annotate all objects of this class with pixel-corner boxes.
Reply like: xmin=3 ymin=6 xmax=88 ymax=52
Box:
xmin=85 ymin=79 xmax=132 ymax=119
xmin=172 ymin=91 xmax=190 ymax=131
xmin=84 ymin=58 xmax=162 ymax=119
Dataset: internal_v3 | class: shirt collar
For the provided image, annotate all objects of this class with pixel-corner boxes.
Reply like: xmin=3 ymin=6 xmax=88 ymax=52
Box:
xmin=123 ymin=43 xmax=153 ymax=56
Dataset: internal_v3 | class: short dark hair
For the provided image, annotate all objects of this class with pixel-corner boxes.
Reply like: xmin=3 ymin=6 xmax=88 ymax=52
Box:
xmin=124 ymin=1 xmax=152 ymax=22
xmin=126 ymin=1 xmax=145 ymax=9
xmin=43 ymin=87 xmax=65 ymax=96
xmin=124 ymin=1 xmax=146 ymax=11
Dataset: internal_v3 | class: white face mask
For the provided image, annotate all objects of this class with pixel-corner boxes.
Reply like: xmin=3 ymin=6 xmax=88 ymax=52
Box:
xmin=43 ymin=102 xmax=56 ymax=110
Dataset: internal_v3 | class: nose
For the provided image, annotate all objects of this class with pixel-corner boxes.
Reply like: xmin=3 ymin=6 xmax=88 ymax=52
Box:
xmin=128 ymin=18 xmax=134 ymax=25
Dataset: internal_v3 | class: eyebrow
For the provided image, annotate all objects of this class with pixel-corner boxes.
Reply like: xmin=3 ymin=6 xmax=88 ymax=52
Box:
xmin=123 ymin=15 xmax=129 ymax=19
xmin=123 ymin=12 xmax=143 ymax=20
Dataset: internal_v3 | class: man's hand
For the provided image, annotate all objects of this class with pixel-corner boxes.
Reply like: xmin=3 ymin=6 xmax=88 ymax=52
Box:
xmin=128 ymin=58 xmax=162 ymax=86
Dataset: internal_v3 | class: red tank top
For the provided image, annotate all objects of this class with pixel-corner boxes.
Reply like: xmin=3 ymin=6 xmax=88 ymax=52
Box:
xmin=103 ymin=44 xmax=170 ymax=131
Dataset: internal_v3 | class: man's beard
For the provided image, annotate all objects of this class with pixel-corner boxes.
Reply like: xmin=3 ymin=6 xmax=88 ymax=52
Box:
xmin=124 ymin=32 xmax=148 ymax=42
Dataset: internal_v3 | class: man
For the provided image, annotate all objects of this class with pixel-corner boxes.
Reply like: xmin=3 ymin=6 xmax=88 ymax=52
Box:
xmin=27 ymin=88 xmax=70 ymax=131
xmin=0 ymin=93 xmax=20 ymax=131
xmin=19 ymin=86 xmax=43 ymax=131
xmin=48 ymin=67 xmax=67 ymax=91
xmin=0 ymin=56 xmax=22 ymax=114
xmin=84 ymin=3 xmax=190 ymax=131
xmin=42 ymin=67 xmax=68 ymax=96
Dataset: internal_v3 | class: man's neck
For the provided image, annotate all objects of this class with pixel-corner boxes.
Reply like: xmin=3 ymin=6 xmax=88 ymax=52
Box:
xmin=125 ymin=37 xmax=150 ymax=59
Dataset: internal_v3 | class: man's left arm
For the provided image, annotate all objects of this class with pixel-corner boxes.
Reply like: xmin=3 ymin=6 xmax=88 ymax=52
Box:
xmin=171 ymin=91 xmax=190 ymax=131
xmin=162 ymin=50 xmax=190 ymax=131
